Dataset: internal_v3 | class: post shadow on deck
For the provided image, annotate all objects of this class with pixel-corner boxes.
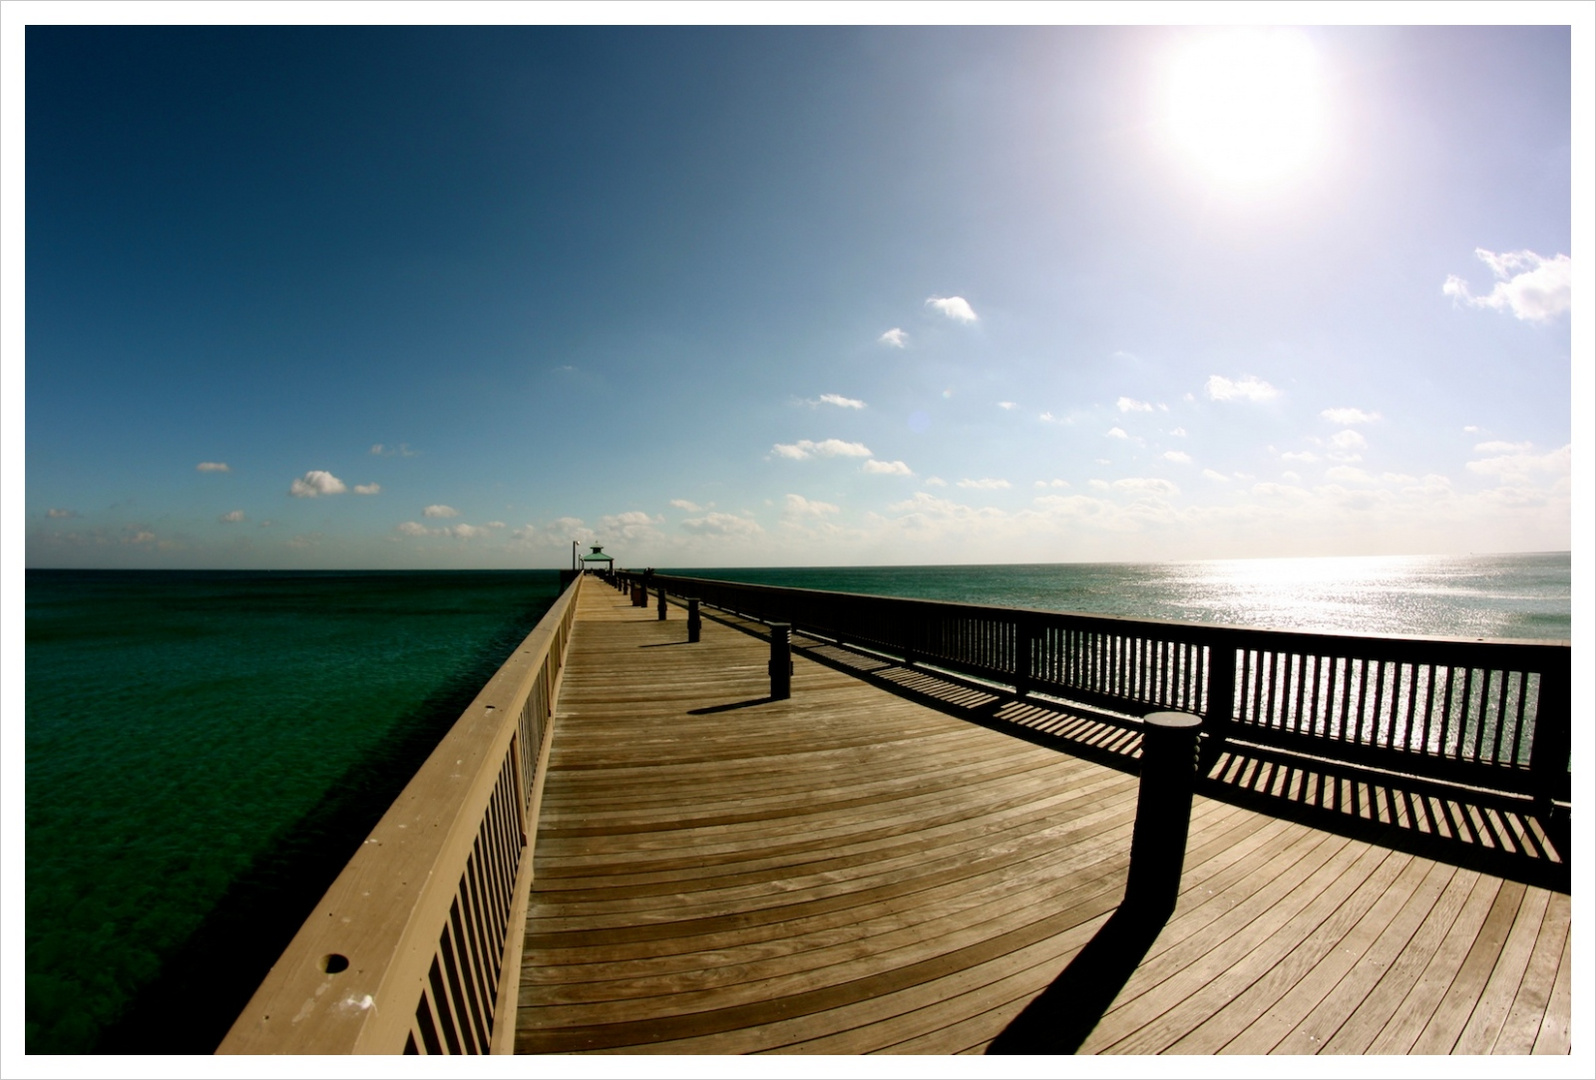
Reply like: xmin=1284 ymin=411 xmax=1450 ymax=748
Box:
xmin=988 ymin=711 xmax=1201 ymax=1055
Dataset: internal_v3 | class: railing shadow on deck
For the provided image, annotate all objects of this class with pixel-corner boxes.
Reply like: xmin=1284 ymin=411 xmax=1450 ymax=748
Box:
xmin=689 ymin=602 xmax=1570 ymax=896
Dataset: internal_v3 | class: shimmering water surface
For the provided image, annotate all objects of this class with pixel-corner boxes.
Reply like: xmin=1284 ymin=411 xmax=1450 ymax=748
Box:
xmin=22 ymin=553 xmax=1568 ymax=1052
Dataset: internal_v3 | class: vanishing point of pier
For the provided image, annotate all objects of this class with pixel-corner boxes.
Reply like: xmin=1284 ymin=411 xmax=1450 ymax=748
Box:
xmin=220 ymin=570 xmax=1571 ymax=1055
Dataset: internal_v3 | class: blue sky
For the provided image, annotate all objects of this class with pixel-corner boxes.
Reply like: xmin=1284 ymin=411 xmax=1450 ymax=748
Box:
xmin=15 ymin=16 xmax=1588 ymax=569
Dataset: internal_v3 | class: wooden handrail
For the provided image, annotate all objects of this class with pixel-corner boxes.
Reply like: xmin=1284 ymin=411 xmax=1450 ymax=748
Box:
xmin=218 ymin=573 xmax=584 ymax=1055
xmin=629 ymin=572 xmax=1570 ymax=804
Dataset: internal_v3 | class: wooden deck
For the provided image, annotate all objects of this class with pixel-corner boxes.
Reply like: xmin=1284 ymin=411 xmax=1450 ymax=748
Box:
xmin=514 ymin=583 xmax=1571 ymax=1055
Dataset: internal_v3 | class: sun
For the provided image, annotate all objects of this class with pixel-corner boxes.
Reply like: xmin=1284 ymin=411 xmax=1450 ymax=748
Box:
xmin=1163 ymin=29 xmax=1326 ymax=189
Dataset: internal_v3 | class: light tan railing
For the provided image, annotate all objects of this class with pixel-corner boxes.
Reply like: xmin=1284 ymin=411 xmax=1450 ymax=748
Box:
xmin=218 ymin=572 xmax=583 ymax=1054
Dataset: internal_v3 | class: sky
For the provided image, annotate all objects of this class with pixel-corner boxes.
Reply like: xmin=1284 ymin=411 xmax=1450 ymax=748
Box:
xmin=13 ymin=10 xmax=1590 ymax=571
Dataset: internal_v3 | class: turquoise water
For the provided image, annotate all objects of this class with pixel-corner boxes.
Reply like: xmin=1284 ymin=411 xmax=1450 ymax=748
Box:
xmin=24 ymin=570 xmax=563 ymax=1053
xmin=22 ymin=554 xmax=1569 ymax=1053
xmin=663 ymin=552 xmax=1571 ymax=641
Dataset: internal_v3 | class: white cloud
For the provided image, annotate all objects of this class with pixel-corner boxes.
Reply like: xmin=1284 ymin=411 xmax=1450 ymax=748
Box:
xmin=1202 ymin=469 xmax=1229 ymax=482
xmin=1281 ymin=451 xmax=1319 ymax=463
xmin=423 ymin=504 xmax=459 ymax=518
xmin=1089 ymin=479 xmax=1112 ymax=491
xmin=1325 ymin=466 xmax=1376 ymax=484
xmin=1095 ymin=458 xmax=1112 ymax=465
xmin=923 ymin=476 xmax=947 ymax=487
xmin=485 ymin=521 xmax=506 ymax=529
xmin=926 ymin=295 xmax=978 ymax=322
xmin=1117 ymin=397 xmax=1153 ymax=413
xmin=196 ymin=462 xmax=230 ymax=473
xmin=1162 ymin=451 xmax=1192 ymax=464
xmin=772 ymin=438 xmax=872 ymax=460
xmin=1474 ymin=440 xmax=1532 ymax=454
xmin=1466 ymin=443 xmax=1570 ymax=484
xmin=396 ymin=521 xmax=432 ymax=537
xmin=1329 ymin=429 xmax=1367 ymax=451
xmin=671 ymin=498 xmax=704 ymax=512
xmin=997 ymin=401 xmax=1016 ymax=410
xmin=219 ymin=510 xmax=246 ymax=523
xmin=862 ymin=459 xmax=913 ymax=476
xmin=1463 ymin=425 xmax=1481 ymax=434
xmin=1321 ymin=407 xmax=1380 ymax=425
xmin=511 ymin=524 xmax=537 ymax=540
xmin=289 ymin=470 xmax=346 ymax=497
xmin=784 ymin=494 xmax=839 ymax=517
xmin=957 ymin=478 xmax=1011 ymax=490
xmin=46 ymin=508 xmax=78 ymax=518
xmin=1035 ymin=479 xmax=1071 ymax=488
xmin=1206 ymin=375 xmax=1280 ymax=402
xmin=448 ymin=524 xmax=486 ymax=539
xmin=682 ymin=511 xmax=764 ymax=537
xmin=1443 ymin=249 xmax=1570 ymax=322
xmin=370 ymin=443 xmax=418 ymax=457
xmin=818 ymin=393 xmax=866 ymax=409
xmin=879 ymin=327 xmax=909 ymax=348
xmin=354 ymin=483 xmax=381 ymax=495
xmin=1114 ymin=477 xmax=1180 ymax=497
xmin=1169 ymin=427 xmax=1187 ymax=437
xmin=602 ymin=510 xmax=664 ymax=541
xmin=1106 ymin=427 xmax=1129 ymax=439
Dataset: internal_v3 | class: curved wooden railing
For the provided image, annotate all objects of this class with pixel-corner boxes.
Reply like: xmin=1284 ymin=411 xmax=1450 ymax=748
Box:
xmin=218 ymin=573 xmax=584 ymax=1055
xmin=624 ymin=572 xmax=1570 ymax=805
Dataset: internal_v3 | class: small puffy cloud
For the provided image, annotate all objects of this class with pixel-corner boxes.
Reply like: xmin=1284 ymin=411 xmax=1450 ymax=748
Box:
xmin=957 ymin=478 xmax=1011 ymax=490
xmin=396 ymin=521 xmax=433 ymax=537
xmin=1095 ymin=458 xmax=1113 ymax=465
xmin=1168 ymin=427 xmax=1187 ymax=437
xmin=923 ymin=476 xmax=947 ymax=487
xmin=354 ymin=483 xmax=381 ymax=495
xmin=1117 ymin=396 xmax=1153 ymax=413
xmin=784 ymin=493 xmax=839 ymax=517
xmin=371 ymin=443 xmax=418 ymax=457
xmin=818 ymin=393 xmax=865 ymax=409
xmin=511 ymin=524 xmax=537 ymax=540
xmin=1202 ymin=469 xmax=1229 ymax=482
xmin=1035 ymin=479 xmax=1071 ymax=489
xmin=997 ymin=401 xmax=1017 ymax=410
xmin=196 ymin=462 xmax=230 ymax=473
xmin=1321 ymin=407 xmax=1380 ymax=425
xmin=671 ymin=498 xmax=704 ymax=512
xmin=1281 ymin=451 xmax=1319 ymax=463
xmin=1206 ymin=375 xmax=1279 ymax=402
xmin=926 ymin=296 xmax=978 ymax=322
xmin=1443 ymin=249 xmax=1571 ymax=322
xmin=862 ymin=459 xmax=913 ymax=476
xmin=1113 ymin=477 xmax=1180 ymax=497
xmin=772 ymin=438 xmax=872 ymax=460
xmin=290 ymin=470 xmax=346 ymax=497
xmin=1106 ymin=427 xmax=1129 ymax=439
xmin=219 ymin=510 xmax=246 ymax=523
xmin=47 ymin=508 xmax=79 ymax=518
xmin=682 ymin=511 xmax=764 ymax=537
xmin=1329 ymin=429 xmax=1368 ymax=451
xmin=448 ymin=524 xmax=486 ymax=539
xmin=1162 ymin=451 xmax=1192 ymax=464
xmin=879 ymin=327 xmax=909 ymax=348
xmin=485 ymin=521 xmax=506 ymax=529
xmin=423 ymin=504 xmax=459 ymax=518
xmin=1466 ymin=443 xmax=1570 ymax=484
xmin=1463 ymin=425 xmax=1482 ymax=434
xmin=1474 ymin=440 xmax=1531 ymax=454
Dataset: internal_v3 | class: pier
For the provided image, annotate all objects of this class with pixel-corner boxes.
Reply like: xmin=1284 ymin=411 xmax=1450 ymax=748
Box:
xmin=219 ymin=572 xmax=1571 ymax=1055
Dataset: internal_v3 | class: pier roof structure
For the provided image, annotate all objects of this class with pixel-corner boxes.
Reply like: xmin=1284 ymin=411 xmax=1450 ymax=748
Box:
xmin=514 ymin=582 xmax=1570 ymax=1055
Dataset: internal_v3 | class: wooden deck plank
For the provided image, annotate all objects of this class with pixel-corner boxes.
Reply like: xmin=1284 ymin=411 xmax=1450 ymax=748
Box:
xmin=513 ymin=581 xmax=1571 ymax=1057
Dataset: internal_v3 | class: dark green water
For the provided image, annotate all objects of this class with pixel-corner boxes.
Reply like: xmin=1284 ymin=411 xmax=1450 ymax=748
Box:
xmin=24 ymin=570 xmax=563 ymax=1054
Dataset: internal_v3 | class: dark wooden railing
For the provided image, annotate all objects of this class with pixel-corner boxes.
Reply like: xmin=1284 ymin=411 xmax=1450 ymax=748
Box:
xmin=622 ymin=572 xmax=1570 ymax=805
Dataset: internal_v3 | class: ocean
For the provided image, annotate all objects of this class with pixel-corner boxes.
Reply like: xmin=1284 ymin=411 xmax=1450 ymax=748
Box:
xmin=21 ymin=552 xmax=1570 ymax=1052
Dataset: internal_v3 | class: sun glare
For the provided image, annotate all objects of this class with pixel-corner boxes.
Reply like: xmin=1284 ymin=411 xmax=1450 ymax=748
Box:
xmin=1164 ymin=29 xmax=1325 ymax=189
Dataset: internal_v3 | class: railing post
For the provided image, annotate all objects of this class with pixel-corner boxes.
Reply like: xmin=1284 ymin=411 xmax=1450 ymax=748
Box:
xmin=687 ymin=597 xmax=701 ymax=643
xmin=1529 ymin=655 xmax=1571 ymax=811
xmin=1014 ymin=618 xmax=1035 ymax=697
xmin=657 ymin=586 xmax=667 ymax=620
xmin=1124 ymin=710 xmax=1201 ymax=916
xmin=769 ymin=623 xmax=792 ymax=700
xmin=1203 ymin=639 xmax=1237 ymax=761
